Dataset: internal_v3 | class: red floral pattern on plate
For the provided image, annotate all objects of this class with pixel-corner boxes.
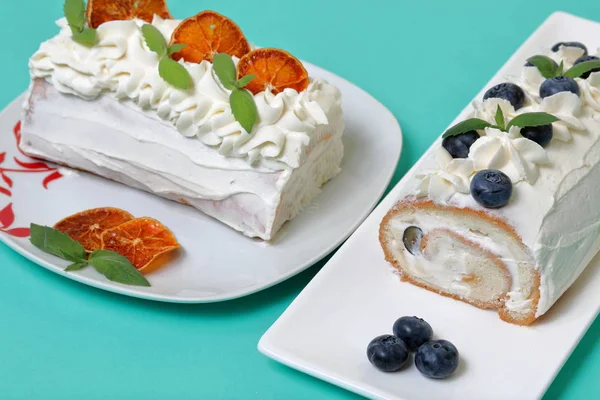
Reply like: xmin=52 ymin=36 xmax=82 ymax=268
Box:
xmin=0 ymin=122 xmax=64 ymax=237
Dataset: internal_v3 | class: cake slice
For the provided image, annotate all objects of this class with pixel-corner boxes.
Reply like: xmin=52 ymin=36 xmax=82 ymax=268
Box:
xmin=21 ymin=12 xmax=344 ymax=241
xmin=380 ymin=42 xmax=600 ymax=325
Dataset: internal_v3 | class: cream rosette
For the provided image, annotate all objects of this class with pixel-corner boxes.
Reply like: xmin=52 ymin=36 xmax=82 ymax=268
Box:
xmin=580 ymin=72 xmax=600 ymax=111
xmin=534 ymin=91 xmax=585 ymax=141
xmin=416 ymin=147 xmax=474 ymax=201
xmin=469 ymin=126 xmax=548 ymax=184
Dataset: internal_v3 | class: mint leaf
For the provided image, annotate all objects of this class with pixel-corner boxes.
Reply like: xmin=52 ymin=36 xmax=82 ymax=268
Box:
xmin=64 ymin=0 xmax=86 ymax=34
xmin=564 ymin=60 xmax=600 ymax=78
xmin=213 ymin=53 xmax=237 ymax=90
xmin=29 ymin=224 xmax=86 ymax=263
xmin=65 ymin=262 xmax=88 ymax=272
xmin=167 ymin=43 xmax=187 ymax=56
xmin=73 ymin=28 xmax=97 ymax=47
xmin=494 ymin=105 xmax=505 ymax=130
xmin=142 ymin=24 xmax=168 ymax=57
xmin=158 ymin=58 xmax=192 ymax=90
xmin=88 ymin=250 xmax=150 ymax=287
xmin=507 ymin=112 xmax=560 ymax=129
xmin=237 ymin=74 xmax=256 ymax=88
xmin=558 ymin=60 xmax=565 ymax=76
xmin=442 ymin=118 xmax=492 ymax=139
xmin=231 ymin=89 xmax=258 ymax=133
xmin=526 ymin=55 xmax=559 ymax=79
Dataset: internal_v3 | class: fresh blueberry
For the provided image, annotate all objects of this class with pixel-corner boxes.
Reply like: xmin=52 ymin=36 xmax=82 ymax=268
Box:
xmin=442 ymin=131 xmax=479 ymax=159
xmin=573 ymin=55 xmax=600 ymax=79
xmin=415 ymin=340 xmax=459 ymax=379
xmin=551 ymin=41 xmax=588 ymax=55
xmin=470 ymin=170 xmax=512 ymax=208
xmin=539 ymin=76 xmax=580 ymax=98
xmin=392 ymin=316 xmax=433 ymax=351
xmin=520 ymin=124 xmax=553 ymax=147
xmin=367 ymin=335 xmax=409 ymax=372
xmin=483 ymin=83 xmax=526 ymax=110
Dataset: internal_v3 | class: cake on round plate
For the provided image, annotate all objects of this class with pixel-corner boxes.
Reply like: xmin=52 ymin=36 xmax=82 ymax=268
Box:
xmin=21 ymin=0 xmax=344 ymax=241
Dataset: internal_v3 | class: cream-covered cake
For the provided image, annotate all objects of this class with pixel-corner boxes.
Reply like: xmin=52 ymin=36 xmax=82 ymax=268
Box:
xmin=380 ymin=42 xmax=600 ymax=325
xmin=21 ymin=16 xmax=344 ymax=241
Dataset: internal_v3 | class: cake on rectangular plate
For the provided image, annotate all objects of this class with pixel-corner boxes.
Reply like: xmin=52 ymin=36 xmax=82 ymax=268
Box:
xmin=21 ymin=3 xmax=344 ymax=241
xmin=379 ymin=41 xmax=600 ymax=325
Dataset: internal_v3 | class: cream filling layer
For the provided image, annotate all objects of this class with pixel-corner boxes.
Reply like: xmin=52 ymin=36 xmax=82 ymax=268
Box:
xmin=388 ymin=215 xmax=532 ymax=313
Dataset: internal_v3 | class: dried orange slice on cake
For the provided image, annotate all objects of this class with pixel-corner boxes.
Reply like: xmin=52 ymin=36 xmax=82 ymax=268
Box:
xmin=100 ymin=217 xmax=180 ymax=273
xmin=237 ymin=48 xmax=309 ymax=95
xmin=54 ymin=208 xmax=134 ymax=252
xmin=169 ymin=10 xmax=250 ymax=63
xmin=86 ymin=0 xmax=172 ymax=29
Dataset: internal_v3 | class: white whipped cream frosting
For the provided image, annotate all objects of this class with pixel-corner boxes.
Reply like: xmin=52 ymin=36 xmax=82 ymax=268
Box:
xmin=419 ymin=47 xmax=600 ymax=200
xmin=581 ymin=72 xmax=600 ymax=111
xmin=28 ymin=17 xmax=341 ymax=170
xmin=415 ymin=147 xmax=473 ymax=201
xmin=549 ymin=44 xmax=586 ymax=68
xmin=408 ymin=45 xmax=600 ymax=316
xmin=470 ymin=126 xmax=548 ymax=184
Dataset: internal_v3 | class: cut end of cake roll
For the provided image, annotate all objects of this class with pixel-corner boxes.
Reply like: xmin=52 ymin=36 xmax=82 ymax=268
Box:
xmin=379 ymin=199 xmax=541 ymax=325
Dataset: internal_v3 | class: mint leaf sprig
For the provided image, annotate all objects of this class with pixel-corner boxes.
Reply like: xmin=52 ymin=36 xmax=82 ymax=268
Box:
xmin=443 ymin=106 xmax=559 ymax=138
xmin=142 ymin=24 xmax=192 ymax=90
xmin=64 ymin=0 xmax=97 ymax=47
xmin=30 ymin=224 xmax=150 ymax=287
xmin=527 ymin=55 xmax=600 ymax=79
xmin=213 ymin=53 xmax=258 ymax=133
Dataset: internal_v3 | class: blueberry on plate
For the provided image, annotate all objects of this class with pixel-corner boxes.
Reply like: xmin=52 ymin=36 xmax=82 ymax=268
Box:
xmin=483 ymin=82 xmax=526 ymax=110
xmin=470 ymin=170 xmax=512 ymax=208
xmin=539 ymin=76 xmax=580 ymax=99
xmin=442 ymin=131 xmax=479 ymax=159
xmin=573 ymin=55 xmax=600 ymax=79
xmin=520 ymin=124 xmax=553 ymax=147
xmin=551 ymin=41 xmax=588 ymax=55
xmin=415 ymin=340 xmax=459 ymax=379
xmin=392 ymin=316 xmax=433 ymax=351
xmin=367 ymin=335 xmax=409 ymax=372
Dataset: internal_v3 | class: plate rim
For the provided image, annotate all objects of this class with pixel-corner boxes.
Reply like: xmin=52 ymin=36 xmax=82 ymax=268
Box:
xmin=258 ymin=9 xmax=600 ymax=400
xmin=0 ymin=60 xmax=403 ymax=304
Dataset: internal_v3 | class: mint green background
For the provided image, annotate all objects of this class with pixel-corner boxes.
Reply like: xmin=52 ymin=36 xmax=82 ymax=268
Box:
xmin=0 ymin=0 xmax=598 ymax=398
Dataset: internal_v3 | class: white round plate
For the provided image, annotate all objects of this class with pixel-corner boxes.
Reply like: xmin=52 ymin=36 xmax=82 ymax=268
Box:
xmin=0 ymin=62 xmax=402 ymax=303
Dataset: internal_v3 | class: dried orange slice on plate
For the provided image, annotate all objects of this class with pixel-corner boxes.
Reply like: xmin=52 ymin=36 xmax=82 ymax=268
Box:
xmin=100 ymin=217 xmax=180 ymax=274
xmin=169 ymin=10 xmax=250 ymax=63
xmin=237 ymin=48 xmax=309 ymax=95
xmin=54 ymin=208 xmax=134 ymax=252
xmin=87 ymin=0 xmax=172 ymax=29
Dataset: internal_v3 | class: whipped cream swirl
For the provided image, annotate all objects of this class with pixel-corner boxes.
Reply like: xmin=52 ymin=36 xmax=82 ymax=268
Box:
xmin=416 ymin=147 xmax=474 ymax=201
xmin=470 ymin=126 xmax=548 ymax=184
xmin=581 ymin=72 xmax=600 ymax=111
xmin=516 ymin=66 xmax=545 ymax=100
xmin=534 ymin=91 xmax=585 ymax=141
xmin=549 ymin=45 xmax=586 ymax=68
xmin=471 ymin=98 xmax=520 ymax=122
xmin=29 ymin=17 xmax=341 ymax=169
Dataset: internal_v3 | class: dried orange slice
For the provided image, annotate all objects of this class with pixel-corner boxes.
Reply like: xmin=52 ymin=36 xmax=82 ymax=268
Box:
xmin=54 ymin=208 xmax=134 ymax=252
xmin=169 ymin=10 xmax=250 ymax=63
xmin=237 ymin=48 xmax=309 ymax=95
xmin=100 ymin=217 xmax=180 ymax=273
xmin=86 ymin=0 xmax=172 ymax=29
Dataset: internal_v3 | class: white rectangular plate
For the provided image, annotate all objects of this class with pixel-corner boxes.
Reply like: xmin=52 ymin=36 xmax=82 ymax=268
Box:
xmin=259 ymin=11 xmax=600 ymax=400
